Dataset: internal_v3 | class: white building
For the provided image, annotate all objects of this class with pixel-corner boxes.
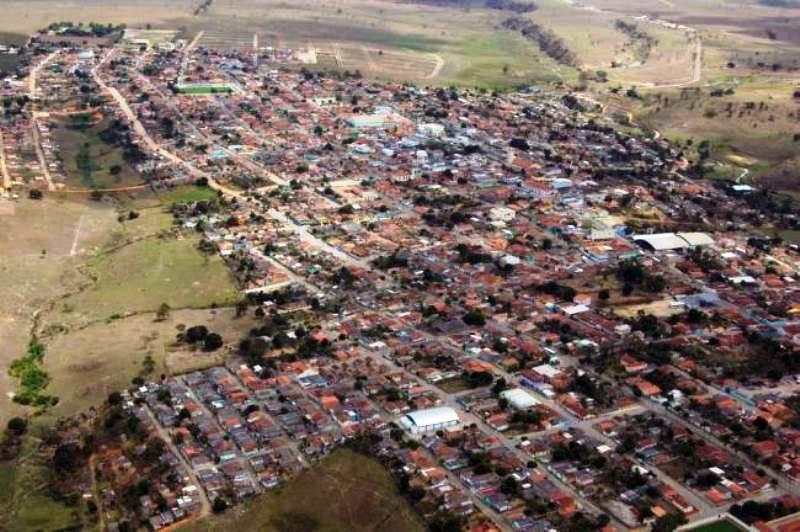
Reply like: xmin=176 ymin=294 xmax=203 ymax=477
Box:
xmin=489 ymin=206 xmax=515 ymax=223
xmin=399 ymin=406 xmax=460 ymax=434
xmin=499 ymin=388 xmax=539 ymax=410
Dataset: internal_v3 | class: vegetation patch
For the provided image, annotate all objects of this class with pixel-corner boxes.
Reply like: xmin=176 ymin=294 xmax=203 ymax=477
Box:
xmin=53 ymin=117 xmax=144 ymax=189
xmin=614 ymin=19 xmax=657 ymax=64
xmin=501 ymin=17 xmax=576 ymax=66
xmin=173 ymin=84 xmax=235 ymax=95
xmin=161 ymin=184 xmax=219 ymax=205
xmin=8 ymin=338 xmax=54 ymax=408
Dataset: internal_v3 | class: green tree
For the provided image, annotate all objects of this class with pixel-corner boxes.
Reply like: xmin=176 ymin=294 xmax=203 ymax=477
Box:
xmin=212 ymin=497 xmax=228 ymax=513
xmin=651 ymin=513 xmax=687 ymax=532
xmin=7 ymin=417 xmax=27 ymax=436
xmin=156 ymin=303 xmax=170 ymax=321
xmin=204 ymin=333 xmax=223 ymax=351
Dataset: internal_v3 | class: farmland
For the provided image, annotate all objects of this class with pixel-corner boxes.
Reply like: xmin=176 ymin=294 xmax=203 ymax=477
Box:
xmin=0 ymin=0 xmax=797 ymax=92
xmin=183 ymin=448 xmax=424 ymax=532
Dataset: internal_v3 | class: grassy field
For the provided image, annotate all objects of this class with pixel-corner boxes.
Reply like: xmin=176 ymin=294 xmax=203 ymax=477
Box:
xmin=0 ymin=460 xmax=15 ymax=529
xmin=0 ymin=188 xmax=246 ymax=528
xmin=160 ymin=184 xmax=219 ymax=204
xmin=57 ymin=235 xmax=239 ymax=326
xmin=687 ymin=519 xmax=747 ymax=532
xmin=45 ymin=307 xmax=256 ymax=416
xmin=634 ymin=79 xmax=800 ymax=191
xmin=52 ymin=117 xmax=145 ymax=189
xmin=0 ymin=0 xmax=193 ymax=34
xmin=0 ymin=197 xmax=117 ymax=425
xmin=184 ymin=448 xmax=424 ymax=532
xmin=0 ymin=31 xmax=26 ymax=75
xmin=0 ymin=188 xmax=238 ymax=427
xmin=447 ymin=31 xmax=571 ymax=88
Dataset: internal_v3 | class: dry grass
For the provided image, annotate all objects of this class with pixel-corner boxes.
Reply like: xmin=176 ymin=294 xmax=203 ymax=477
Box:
xmin=0 ymin=0 xmax=193 ymax=34
xmin=0 ymin=196 xmax=116 ymax=424
xmin=184 ymin=448 xmax=423 ymax=532
xmin=45 ymin=307 xmax=256 ymax=416
xmin=0 ymin=192 xmax=237 ymax=424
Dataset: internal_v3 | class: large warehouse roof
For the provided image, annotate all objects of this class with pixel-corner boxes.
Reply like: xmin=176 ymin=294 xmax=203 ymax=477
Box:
xmin=632 ymin=232 xmax=714 ymax=251
xmin=500 ymin=388 xmax=539 ymax=410
xmin=676 ymin=232 xmax=715 ymax=247
xmin=400 ymin=406 xmax=459 ymax=429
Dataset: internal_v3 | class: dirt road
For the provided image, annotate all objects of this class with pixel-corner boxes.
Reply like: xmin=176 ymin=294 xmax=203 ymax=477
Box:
xmin=0 ymin=132 xmax=11 ymax=192
xmin=143 ymin=405 xmax=212 ymax=518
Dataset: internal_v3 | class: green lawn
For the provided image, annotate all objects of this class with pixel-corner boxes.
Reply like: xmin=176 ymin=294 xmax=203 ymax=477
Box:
xmin=688 ymin=520 xmax=747 ymax=532
xmin=160 ymin=185 xmax=219 ymax=205
xmin=448 ymin=32 xmax=576 ymax=89
xmin=60 ymin=236 xmax=239 ymax=324
xmin=184 ymin=449 xmax=423 ymax=532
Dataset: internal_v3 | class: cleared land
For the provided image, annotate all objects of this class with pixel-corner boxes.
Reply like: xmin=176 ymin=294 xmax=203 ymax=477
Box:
xmin=57 ymin=236 xmax=238 ymax=327
xmin=0 ymin=0 xmax=566 ymax=87
xmin=0 ymin=31 xmax=26 ymax=75
xmin=45 ymin=307 xmax=256 ymax=417
xmin=0 ymin=197 xmax=115 ymax=424
xmin=183 ymin=448 xmax=424 ymax=532
xmin=0 ymin=189 xmax=242 ymax=529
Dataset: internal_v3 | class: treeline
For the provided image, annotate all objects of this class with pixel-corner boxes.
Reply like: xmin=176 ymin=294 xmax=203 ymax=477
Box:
xmin=194 ymin=0 xmax=213 ymax=15
xmin=41 ymin=21 xmax=126 ymax=37
xmin=486 ymin=0 xmax=537 ymax=13
xmin=501 ymin=17 xmax=576 ymax=66
xmin=615 ymin=19 xmax=657 ymax=63
xmin=402 ymin=0 xmax=537 ymax=13
xmin=758 ymin=0 xmax=800 ymax=7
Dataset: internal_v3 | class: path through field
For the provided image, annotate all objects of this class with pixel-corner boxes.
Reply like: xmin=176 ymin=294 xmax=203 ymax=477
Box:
xmin=426 ymin=53 xmax=445 ymax=79
xmin=69 ymin=208 xmax=86 ymax=256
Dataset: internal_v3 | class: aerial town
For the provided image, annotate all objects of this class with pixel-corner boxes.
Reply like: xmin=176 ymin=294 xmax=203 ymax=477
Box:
xmin=2 ymin=22 xmax=800 ymax=532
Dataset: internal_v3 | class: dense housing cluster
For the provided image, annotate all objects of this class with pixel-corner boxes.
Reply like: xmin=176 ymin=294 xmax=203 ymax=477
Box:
xmin=3 ymin=27 xmax=800 ymax=532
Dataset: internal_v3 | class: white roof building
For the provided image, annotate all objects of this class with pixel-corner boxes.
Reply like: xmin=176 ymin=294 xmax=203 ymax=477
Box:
xmin=561 ymin=304 xmax=590 ymax=316
xmin=399 ymin=406 xmax=460 ymax=434
xmin=676 ymin=232 xmax=715 ymax=247
xmin=500 ymin=388 xmax=539 ymax=410
xmin=532 ymin=364 xmax=562 ymax=379
xmin=632 ymin=232 xmax=714 ymax=251
xmin=631 ymin=233 xmax=688 ymax=251
xmin=489 ymin=206 xmax=516 ymax=222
